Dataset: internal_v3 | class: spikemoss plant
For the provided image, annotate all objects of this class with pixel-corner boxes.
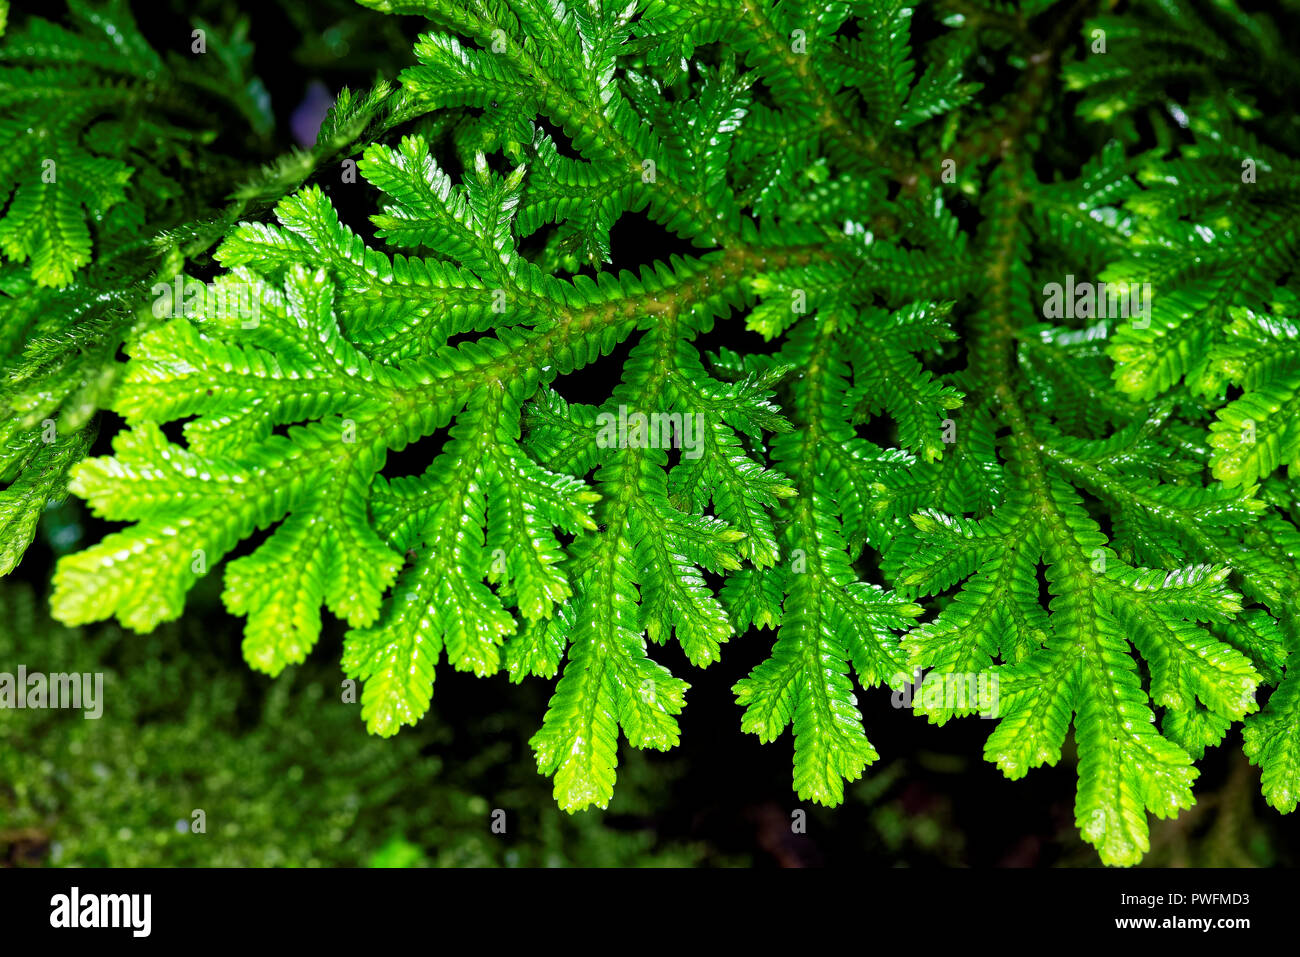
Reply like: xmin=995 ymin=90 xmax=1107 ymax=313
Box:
xmin=1 ymin=0 xmax=1298 ymax=866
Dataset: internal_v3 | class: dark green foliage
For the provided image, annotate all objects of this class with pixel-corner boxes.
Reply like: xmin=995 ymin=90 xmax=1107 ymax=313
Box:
xmin=0 ymin=0 xmax=401 ymax=577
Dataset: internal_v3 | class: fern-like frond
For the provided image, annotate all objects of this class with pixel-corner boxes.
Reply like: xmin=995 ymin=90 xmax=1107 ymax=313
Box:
xmin=39 ymin=0 xmax=1300 ymax=867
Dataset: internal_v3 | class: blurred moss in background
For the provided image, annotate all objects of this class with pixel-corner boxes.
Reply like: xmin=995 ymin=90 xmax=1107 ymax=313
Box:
xmin=0 ymin=583 xmax=724 ymax=867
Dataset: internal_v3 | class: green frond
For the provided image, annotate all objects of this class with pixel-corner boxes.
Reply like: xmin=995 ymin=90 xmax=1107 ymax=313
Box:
xmin=21 ymin=0 xmax=1300 ymax=868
